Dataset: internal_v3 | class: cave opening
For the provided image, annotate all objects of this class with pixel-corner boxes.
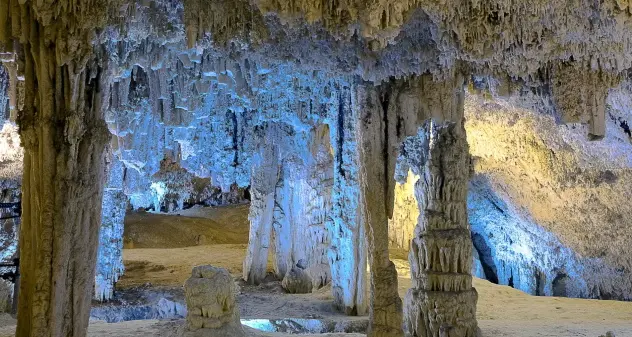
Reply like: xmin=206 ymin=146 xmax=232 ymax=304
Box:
xmin=552 ymin=273 xmax=570 ymax=297
xmin=471 ymin=233 xmax=499 ymax=284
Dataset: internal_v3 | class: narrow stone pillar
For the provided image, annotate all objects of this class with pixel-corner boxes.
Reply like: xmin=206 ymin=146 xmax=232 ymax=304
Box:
xmin=402 ymin=120 xmax=478 ymax=337
xmin=2 ymin=3 xmax=113 ymax=335
xmin=327 ymin=86 xmax=368 ymax=315
xmin=355 ymin=84 xmax=403 ymax=337
xmin=243 ymin=125 xmax=280 ymax=284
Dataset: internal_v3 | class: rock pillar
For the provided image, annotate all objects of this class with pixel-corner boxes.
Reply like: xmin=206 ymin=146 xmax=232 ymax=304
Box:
xmin=243 ymin=125 xmax=280 ymax=284
xmin=355 ymin=84 xmax=403 ymax=337
xmin=2 ymin=2 xmax=113 ymax=336
xmin=399 ymin=73 xmax=479 ymax=337
xmin=327 ymin=86 xmax=368 ymax=315
xmin=402 ymin=121 xmax=478 ymax=337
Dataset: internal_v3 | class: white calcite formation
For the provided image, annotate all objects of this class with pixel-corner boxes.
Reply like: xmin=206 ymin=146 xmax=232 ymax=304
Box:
xmin=183 ymin=265 xmax=245 ymax=337
xmin=95 ymin=153 xmax=128 ymax=302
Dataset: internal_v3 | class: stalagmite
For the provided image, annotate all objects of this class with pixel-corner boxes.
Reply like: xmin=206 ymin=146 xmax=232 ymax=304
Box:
xmin=401 ymin=121 xmax=478 ymax=337
xmin=183 ymin=265 xmax=245 ymax=337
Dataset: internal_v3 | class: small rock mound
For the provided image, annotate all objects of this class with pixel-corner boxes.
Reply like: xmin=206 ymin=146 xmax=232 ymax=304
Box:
xmin=183 ymin=265 xmax=244 ymax=337
xmin=282 ymin=260 xmax=313 ymax=294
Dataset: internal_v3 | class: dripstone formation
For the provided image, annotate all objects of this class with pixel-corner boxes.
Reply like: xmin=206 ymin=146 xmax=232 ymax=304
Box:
xmin=3 ymin=1 xmax=632 ymax=337
xmin=183 ymin=265 xmax=245 ymax=337
xmin=401 ymin=122 xmax=478 ymax=337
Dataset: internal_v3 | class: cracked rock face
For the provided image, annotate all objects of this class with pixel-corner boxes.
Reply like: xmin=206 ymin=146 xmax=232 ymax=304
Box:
xmin=183 ymin=265 xmax=245 ymax=337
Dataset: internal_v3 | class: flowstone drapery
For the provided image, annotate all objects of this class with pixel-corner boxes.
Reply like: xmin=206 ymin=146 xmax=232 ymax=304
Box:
xmin=95 ymin=152 xmax=127 ymax=302
xmin=327 ymin=86 xmax=368 ymax=315
xmin=243 ymin=122 xmax=335 ymax=288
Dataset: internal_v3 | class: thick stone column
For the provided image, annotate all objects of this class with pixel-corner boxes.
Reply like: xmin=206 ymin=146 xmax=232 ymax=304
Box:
xmin=397 ymin=72 xmax=478 ymax=337
xmin=355 ymin=84 xmax=403 ymax=337
xmin=402 ymin=121 xmax=478 ymax=337
xmin=327 ymin=87 xmax=368 ymax=315
xmin=2 ymin=2 xmax=113 ymax=335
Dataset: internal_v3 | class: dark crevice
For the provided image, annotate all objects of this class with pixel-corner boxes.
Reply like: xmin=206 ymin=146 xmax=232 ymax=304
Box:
xmin=552 ymin=273 xmax=569 ymax=297
xmin=619 ymin=119 xmax=631 ymax=138
xmin=335 ymin=87 xmax=347 ymax=179
xmin=471 ymin=233 xmax=499 ymax=284
xmin=535 ymin=269 xmax=546 ymax=296
xmin=229 ymin=109 xmax=239 ymax=168
xmin=380 ymin=89 xmax=391 ymax=211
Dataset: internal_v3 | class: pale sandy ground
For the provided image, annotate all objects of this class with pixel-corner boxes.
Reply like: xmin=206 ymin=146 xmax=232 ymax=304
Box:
xmin=2 ymin=206 xmax=632 ymax=336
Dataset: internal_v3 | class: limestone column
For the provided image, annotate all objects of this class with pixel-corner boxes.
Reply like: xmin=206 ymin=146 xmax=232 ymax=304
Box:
xmin=355 ymin=84 xmax=403 ymax=337
xmin=2 ymin=2 xmax=113 ymax=336
xmin=243 ymin=124 xmax=280 ymax=284
xmin=400 ymin=73 xmax=479 ymax=337
xmin=327 ymin=86 xmax=368 ymax=315
xmin=402 ymin=120 xmax=478 ymax=337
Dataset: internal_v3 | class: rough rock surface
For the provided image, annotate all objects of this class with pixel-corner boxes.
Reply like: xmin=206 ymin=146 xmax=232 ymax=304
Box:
xmin=183 ymin=265 xmax=245 ymax=337
xmin=282 ymin=263 xmax=314 ymax=294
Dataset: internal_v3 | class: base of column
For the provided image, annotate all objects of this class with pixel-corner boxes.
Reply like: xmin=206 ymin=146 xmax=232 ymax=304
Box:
xmin=404 ymin=288 xmax=478 ymax=337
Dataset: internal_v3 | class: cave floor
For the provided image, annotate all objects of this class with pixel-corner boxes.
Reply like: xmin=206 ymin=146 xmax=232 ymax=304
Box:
xmin=3 ymin=205 xmax=632 ymax=336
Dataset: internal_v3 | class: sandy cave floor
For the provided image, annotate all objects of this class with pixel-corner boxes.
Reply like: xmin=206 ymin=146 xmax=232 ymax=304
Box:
xmin=2 ymin=204 xmax=632 ymax=336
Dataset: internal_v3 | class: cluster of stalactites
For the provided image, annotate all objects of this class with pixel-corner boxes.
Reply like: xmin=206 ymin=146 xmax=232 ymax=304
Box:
xmin=0 ymin=0 xmax=125 ymax=67
xmin=184 ymin=0 xmax=269 ymax=48
xmin=550 ymin=61 xmax=622 ymax=140
xmin=181 ymin=0 xmax=632 ymax=83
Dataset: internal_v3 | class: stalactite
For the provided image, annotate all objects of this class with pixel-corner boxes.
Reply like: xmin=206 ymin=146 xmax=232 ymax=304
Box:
xmin=550 ymin=62 xmax=621 ymax=140
xmin=95 ymin=151 xmax=127 ymax=302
